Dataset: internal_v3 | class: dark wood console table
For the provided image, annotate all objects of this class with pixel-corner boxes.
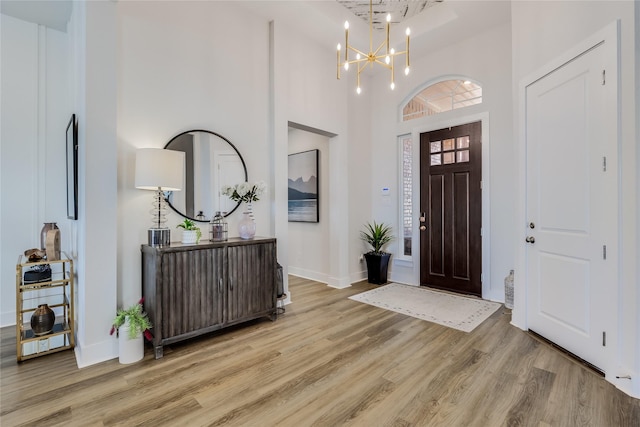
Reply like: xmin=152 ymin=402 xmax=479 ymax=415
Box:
xmin=141 ymin=237 xmax=277 ymax=358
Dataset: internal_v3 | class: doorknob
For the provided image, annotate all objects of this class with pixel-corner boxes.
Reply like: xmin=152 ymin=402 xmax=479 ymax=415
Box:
xmin=420 ymin=225 xmax=426 ymax=231
xmin=525 ymin=236 xmax=535 ymax=244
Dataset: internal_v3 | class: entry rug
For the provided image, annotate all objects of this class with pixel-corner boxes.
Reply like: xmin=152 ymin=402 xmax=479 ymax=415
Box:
xmin=349 ymin=283 xmax=501 ymax=332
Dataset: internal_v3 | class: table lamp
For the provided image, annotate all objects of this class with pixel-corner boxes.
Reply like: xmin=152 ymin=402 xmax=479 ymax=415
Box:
xmin=135 ymin=148 xmax=185 ymax=246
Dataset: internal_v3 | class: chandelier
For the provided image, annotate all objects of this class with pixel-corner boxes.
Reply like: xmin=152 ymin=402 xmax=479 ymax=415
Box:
xmin=337 ymin=0 xmax=410 ymax=94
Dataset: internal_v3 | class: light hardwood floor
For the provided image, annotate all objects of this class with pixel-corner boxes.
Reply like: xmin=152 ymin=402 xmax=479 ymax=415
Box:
xmin=2 ymin=276 xmax=639 ymax=426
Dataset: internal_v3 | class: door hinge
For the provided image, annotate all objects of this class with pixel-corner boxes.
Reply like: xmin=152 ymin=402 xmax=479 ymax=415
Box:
xmin=603 ymin=245 xmax=607 ymax=260
xmin=480 ymin=227 xmax=483 ymax=237
xmin=480 ymin=273 xmax=483 ymax=283
xmin=602 ymin=69 xmax=606 ymax=85
xmin=480 ymin=180 xmax=483 ymax=190
xmin=602 ymin=156 xmax=607 ymax=172
xmin=602 ymin=331 xmax=606 ymax=346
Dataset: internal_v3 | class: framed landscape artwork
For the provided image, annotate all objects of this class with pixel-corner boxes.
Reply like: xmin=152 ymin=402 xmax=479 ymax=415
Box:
xmin=288 ymin=149 xmax=319 ymax=222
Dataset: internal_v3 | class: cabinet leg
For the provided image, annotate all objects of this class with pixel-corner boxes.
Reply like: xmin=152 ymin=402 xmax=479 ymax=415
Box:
xmin=154 ymin=345 xmax=164 ymax=359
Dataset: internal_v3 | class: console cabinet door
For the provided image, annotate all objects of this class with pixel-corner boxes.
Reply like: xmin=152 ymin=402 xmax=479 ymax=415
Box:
xmin=226 ymin=242 xmax=276 ymax=324
xmin=159 ymin=247 xmax=225 ymax=338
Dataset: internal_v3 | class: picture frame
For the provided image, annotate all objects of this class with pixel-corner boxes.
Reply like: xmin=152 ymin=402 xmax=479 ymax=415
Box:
xmin=66 ymin=114 xmax=78 ymax=220
xmin=288 ymin=149 xmax=319 ymax=223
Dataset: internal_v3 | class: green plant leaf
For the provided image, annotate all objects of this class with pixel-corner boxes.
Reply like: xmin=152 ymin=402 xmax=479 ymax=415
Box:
xmin=360 ymin=221 xmax=393 ymax=254
xmin=177 ymin=218 xmax=197 ymax=230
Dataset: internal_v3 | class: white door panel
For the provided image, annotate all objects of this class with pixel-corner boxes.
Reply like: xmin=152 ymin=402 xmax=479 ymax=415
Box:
xmin=525 ymin=37 xmax=617 ymax=371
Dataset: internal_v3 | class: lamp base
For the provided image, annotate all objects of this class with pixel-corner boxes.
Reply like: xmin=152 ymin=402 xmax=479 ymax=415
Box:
xmin=148 ymin=228 xmax=170 ymax=247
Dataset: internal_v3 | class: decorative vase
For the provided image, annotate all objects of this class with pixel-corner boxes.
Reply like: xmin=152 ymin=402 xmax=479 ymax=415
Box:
xmin=181 ymin=229 xmax=198 ymax=244
xmin=40 ymin=222 xmax=59 ymax=251
xmin=118 ymin=317 xmax=144 ymax=364
xmin=238 ymin=212 xmax=256 ymax=240
xmin=31 ymin=304 xmax=55 ymax=336
xmin=245 ymin=202 xmax=254 ymax=220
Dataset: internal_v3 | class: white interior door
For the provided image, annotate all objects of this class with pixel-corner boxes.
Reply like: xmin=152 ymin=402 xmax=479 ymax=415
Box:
xmin=525 ymin=35 xmax=618 ymax=372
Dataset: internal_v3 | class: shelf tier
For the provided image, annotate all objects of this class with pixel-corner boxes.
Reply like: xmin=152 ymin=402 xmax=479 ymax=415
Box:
xmin=20 ymin=319 xmax=71 ymax=342
xmin=17 ymin=252 xmax=71 ymax=266
xmin=17 ymin=320 xmax=74 ymax=362
xmin=20 ymin=292 xmax=69 ymax=313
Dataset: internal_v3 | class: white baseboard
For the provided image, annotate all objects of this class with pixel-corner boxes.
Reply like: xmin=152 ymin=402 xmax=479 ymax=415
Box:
xmin=74 ymin=337 xmax=118 ymax=368
xmin=1 ymin=310 xmax=15 ymax=328
xmin=287 ymin=266 xmax=329 ymax=284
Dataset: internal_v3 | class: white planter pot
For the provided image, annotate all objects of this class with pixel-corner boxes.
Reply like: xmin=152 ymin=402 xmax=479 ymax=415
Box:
xmin=118 ymin=323 xmax=144 ymax=364
xmin=181 ymin=229 xmax=198 ymax=244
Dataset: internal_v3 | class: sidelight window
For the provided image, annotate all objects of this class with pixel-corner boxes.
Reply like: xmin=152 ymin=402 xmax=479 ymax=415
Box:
xmin=399 ymin=135 xmax=413 ymax=259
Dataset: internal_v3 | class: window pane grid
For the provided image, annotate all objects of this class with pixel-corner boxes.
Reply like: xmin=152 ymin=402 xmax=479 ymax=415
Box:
xmin=430 ymin=134 xmax=470 ymax=165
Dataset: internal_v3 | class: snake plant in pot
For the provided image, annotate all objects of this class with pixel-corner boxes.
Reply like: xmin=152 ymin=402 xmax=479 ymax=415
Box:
xmin=360 ymin=221 xmax=393 ymax=284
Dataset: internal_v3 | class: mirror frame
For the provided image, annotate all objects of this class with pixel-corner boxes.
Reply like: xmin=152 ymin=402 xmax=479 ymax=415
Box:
xmin=163 ymin=129 xmax=247 ymax=222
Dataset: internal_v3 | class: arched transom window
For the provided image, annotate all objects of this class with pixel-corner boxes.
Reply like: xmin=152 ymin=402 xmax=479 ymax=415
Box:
xmin=402 ymin=79 xmax=482 ymax=121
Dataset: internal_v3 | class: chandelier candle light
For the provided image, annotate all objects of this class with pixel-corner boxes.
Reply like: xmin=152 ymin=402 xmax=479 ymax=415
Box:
xmin=337 ymin=0 xmax=410 ymax=94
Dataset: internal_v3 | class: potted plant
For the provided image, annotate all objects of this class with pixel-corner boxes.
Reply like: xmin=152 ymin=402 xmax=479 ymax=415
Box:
xmin=360 ymin=221 xmax=393 ymax=285
xmin=177 ymin=218 xmax=201 ymax=244
xmin=110 ymin=298 xmax=152 ymax=364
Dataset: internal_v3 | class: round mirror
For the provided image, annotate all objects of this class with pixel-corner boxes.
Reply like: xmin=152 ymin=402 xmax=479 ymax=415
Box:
xmin=164 ymin=130 xmax=247 ymax=222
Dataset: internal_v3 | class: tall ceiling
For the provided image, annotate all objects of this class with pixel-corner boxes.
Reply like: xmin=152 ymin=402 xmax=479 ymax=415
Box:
xmin=1 ymin=0 xmax=71 ymax=32
xmin=336 ymin=0 xmax=443 ymax=29
xmin=1 ymin=0 xmax=511 ymax=61
xmin=242 ymin=1 xmax=511 ymax=59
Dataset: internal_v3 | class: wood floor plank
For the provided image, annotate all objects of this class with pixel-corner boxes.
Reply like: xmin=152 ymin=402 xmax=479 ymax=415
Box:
xmin=2 ymin=276 xmax=639 ymax=426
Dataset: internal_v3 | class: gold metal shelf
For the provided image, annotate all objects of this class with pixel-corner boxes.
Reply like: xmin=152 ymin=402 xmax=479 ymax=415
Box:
xmin=16 ymin=254 xmax=75 ymax=362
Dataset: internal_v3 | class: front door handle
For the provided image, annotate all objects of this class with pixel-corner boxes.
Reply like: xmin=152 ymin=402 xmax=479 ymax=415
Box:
xmin=420 ymin=225 xmax=426 ymax=231
xmin=525 ymin=236 xmax=535 ymax=244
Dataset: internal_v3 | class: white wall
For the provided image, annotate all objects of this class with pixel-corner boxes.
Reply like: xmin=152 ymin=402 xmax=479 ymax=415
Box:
xmin=510 ymin=0 xmax=638 ymax=398
xmin=116 ymin=1 xmax=270 ymax=317
xmin=287 ymin=129 xmax=330 ymax=282
xmin=366 ymin=22 xmax=513 ymax=301
xmin=71 ymin=0 xmax=119 ymax=367
xmin=1 ymin=15 xmax=70 ymax=326
xmin=347 ymin=80 xmax=374 ymax=284
xmin=272 ymin=18 xmax=352 ymax=290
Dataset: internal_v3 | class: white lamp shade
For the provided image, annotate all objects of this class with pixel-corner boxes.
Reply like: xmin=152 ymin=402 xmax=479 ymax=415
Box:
xmin=135 ymin=148 xmax=185 ymax=191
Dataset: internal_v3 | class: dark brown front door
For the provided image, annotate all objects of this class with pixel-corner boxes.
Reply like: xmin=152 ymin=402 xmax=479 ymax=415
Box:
xmin=420 ymin=122 xmax=482 ymax=296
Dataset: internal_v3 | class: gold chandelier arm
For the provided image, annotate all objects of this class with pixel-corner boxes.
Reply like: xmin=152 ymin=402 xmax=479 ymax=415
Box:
xmin=373 ymin=39 xmax=387 ymax=58
xmin=345 ymin=57 xmax=370 ymax=66
xmin=406 ymin=32 xmax=410 ymax=69
xmin=344 ymin=23 xmax=349 ymax=63
xmin=369 ymin=0 xmax=373 ymax=53
xmin=347 ymin=45 xmax=368 ymax=59
xmin=372 ymin=59 xmax=393 ymax=69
